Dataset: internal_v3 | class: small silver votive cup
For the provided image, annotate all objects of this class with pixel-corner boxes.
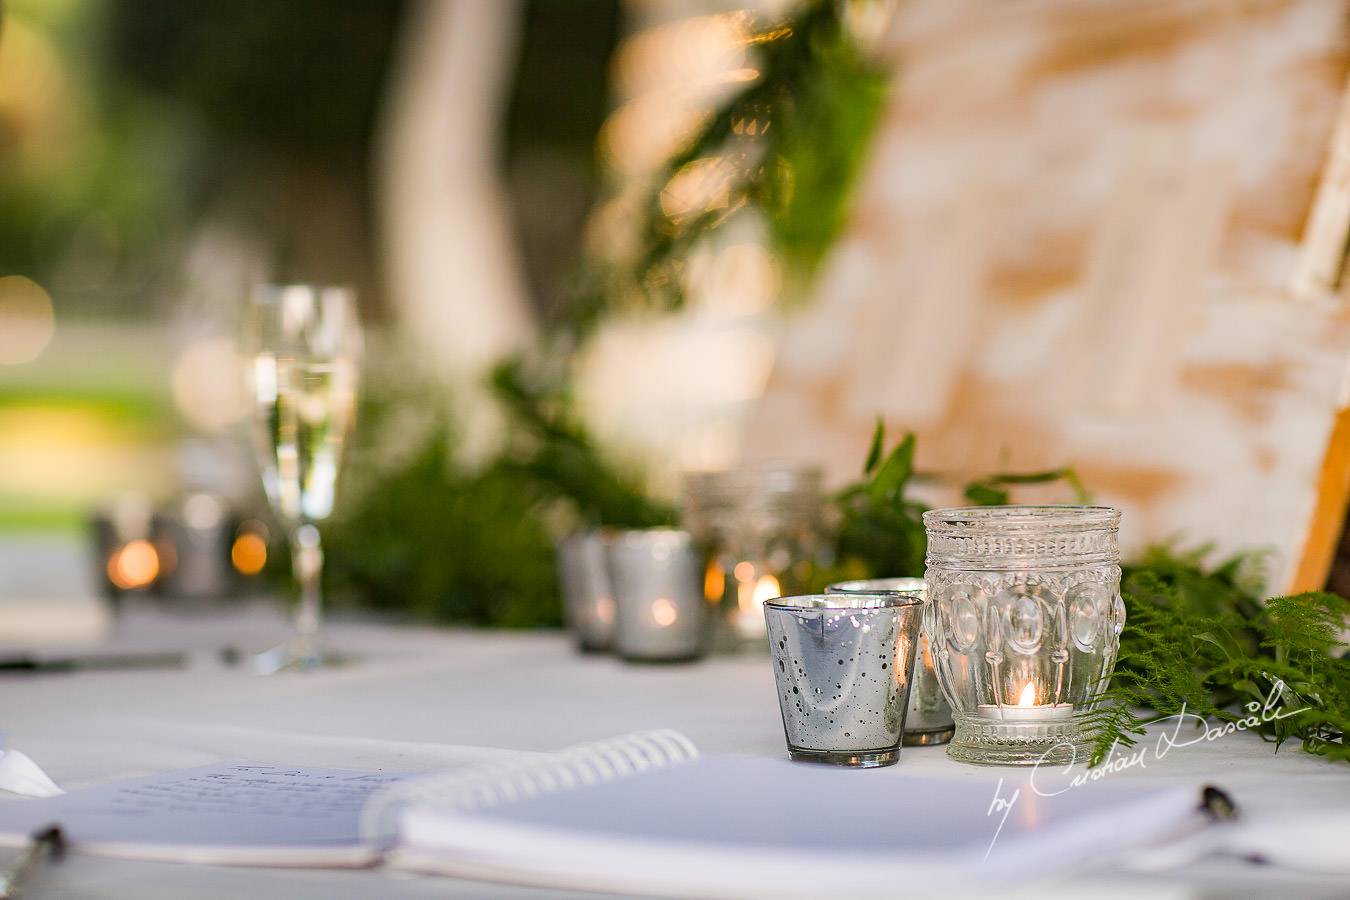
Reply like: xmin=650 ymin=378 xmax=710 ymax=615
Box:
xmin=557 ymin=530 xmax=616 ymax=652
xmin=609 ymin=529 xmax=706 ymax=662
xmin=827 ymin=578 xmax=954 ymax=746
xmin=764 ymin=593 xmax=924 ymax=767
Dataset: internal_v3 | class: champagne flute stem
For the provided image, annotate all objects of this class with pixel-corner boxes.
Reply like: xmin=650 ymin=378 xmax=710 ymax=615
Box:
xmin=292 ymin=523 xmax=324 ymax=660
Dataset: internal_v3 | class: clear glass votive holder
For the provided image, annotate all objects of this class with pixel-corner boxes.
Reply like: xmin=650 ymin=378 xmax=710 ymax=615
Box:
xmin=923 ymin=506 xmax=1124 ymax=766
xmin=608 ymin=529 xmax=706 ymax=663
xmin=557 ymin=529 xmax=616 ymax=653
xmin=681 ymin=465 xmax=823 ymax=652
xmin=763 ymin=593 xmax=924 ymax=768
xmin=826 ymin=578 xmax=954 ymax=746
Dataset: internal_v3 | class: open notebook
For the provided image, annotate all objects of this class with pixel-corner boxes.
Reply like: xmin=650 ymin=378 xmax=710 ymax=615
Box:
xmin=0 ymin=731 xmax=1218 ymax=896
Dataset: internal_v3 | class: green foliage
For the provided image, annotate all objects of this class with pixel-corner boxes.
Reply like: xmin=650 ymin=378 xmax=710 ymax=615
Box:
xmin=1083 ymin=548 xmax=1350 ymax=765
xmin=820 ymin=425 xmax=928 ymax=584
xmin=806 ymin=421 xmax=1088 ymax=589
xmin=323 ymin=358 xmax=673 ymax=626
xmin=491 ymin=360 xmax=675 ymax=529
xmin=963 ymin=468 xmax=1091 ymax=507
xmin=750 ymin=3 xmax=890 ymax=287
xmin=615 ymin=0 xmax=891 ymax=311
xmin=324 ymin=439 xmax=562 ymax=629
xmin=0 ymin=2 xmax=196 ymax=292
xmin=102 ymin=0 xmax=404 ymax=158
xmin=319 ymin=361 xmax=562 ymax=628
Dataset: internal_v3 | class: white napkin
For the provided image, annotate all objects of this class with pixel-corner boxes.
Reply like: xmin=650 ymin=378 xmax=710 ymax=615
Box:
xmin=1128 ymin=812 xmax=1350 ymax=875
xmin=0 ymin=749 xmax=63 ymax=798
xmin=1223 ymin=814 xmax=1350 ymax=872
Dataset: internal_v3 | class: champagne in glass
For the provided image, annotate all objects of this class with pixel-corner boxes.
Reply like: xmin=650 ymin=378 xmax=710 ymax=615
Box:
xmin=245 ymin=285 xmax=361 ymax=671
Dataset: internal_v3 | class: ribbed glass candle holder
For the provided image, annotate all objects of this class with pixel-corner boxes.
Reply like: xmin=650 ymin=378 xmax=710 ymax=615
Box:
xmin=922 ymin=506 xmax=1124 ymax=766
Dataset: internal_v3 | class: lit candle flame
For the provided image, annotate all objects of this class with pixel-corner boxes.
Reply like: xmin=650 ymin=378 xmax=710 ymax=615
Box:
xmin=1017 ymin=682 xmax=1037 ymax=707
xmin=734 ymin=565 xmax=779 ymax=636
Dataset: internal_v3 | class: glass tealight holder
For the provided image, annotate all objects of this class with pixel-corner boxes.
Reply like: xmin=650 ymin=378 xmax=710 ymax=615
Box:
xmin=922 ymin=506 xmax=1124 ymax=766
xmin=826 ymin=578 xmax=954 ymax=746
xmin=681 ymin=465 xmax=823 ymax=652
xmin=608 ymin=528 xmax=706 ymax=663
xmin=557 ymin=529 xmax=616 ymax=653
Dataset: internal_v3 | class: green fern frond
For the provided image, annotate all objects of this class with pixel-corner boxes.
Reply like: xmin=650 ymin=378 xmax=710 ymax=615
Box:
xmin=1087 ymin=553 xmax=1350 ymax=767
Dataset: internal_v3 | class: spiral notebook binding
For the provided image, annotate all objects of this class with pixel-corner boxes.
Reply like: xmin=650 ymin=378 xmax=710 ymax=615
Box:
xmin=360 ymin=730 xmax=698 ymax=842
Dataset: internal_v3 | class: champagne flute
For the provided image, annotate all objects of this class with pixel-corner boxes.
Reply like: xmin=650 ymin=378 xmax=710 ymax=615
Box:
xmin=244 ymin=284 xmax=362 ymax=671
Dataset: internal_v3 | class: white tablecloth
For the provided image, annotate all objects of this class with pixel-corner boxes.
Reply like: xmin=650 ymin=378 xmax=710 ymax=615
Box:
xmin=3 ymin=600 xmax=1350 ymax=899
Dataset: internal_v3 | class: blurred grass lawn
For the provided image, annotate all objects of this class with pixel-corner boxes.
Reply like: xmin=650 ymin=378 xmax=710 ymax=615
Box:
xmin=0 ymin=322 xmax=176 ymax=532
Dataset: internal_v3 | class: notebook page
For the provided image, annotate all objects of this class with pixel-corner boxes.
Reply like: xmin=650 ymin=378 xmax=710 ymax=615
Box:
xmin=391 ymin=755 xmax=1205 ymax=897
xmin=0 ymin=763 xmax=414 ymax=867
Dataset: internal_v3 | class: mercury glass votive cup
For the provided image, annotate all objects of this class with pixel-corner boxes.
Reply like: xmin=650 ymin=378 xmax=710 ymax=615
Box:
xmin=923 ymin=506 xmax=1124 ymax=766
xmin=764 ymin=593 xmax=924 ymax=768
xmin=608 ymin=529 xmax=706 ymax=662
xmin=826 ymin=578 xmax=954 ymax=746
xmin=557 ymin=529 xmax=616 ymax=652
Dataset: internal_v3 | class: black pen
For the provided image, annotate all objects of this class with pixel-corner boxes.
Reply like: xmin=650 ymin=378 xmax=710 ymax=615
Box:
xmin=0 ymin=825 xmax=64 ymax=898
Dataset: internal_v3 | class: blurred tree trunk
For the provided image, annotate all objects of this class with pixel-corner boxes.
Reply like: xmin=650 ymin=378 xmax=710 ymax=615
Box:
xmin=377 ymin=0 xmax=538 ymax=466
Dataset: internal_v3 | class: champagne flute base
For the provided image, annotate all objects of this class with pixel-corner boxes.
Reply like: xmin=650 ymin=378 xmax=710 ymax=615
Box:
xmin=253 ymin=638 xmax=353 ymax=674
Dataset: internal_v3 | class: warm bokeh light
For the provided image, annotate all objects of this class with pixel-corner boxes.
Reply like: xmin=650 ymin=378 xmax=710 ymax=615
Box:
xmin=231 ymin=532 xmax=268 ymax=576
xmin=598 ymin=99 xmax=706 ymax=178
xmin=599 ymin=12 xmax=757 ymax=179
xmin=595 ymin=595 xmax=615 ymax=625
xmin=703 ymin=560 xmax=725 ymax=601
xmin=651 ymin=596 xmax=678 ymax=627
xmin=736 ymin=568 xmax=780 ymax=616
xmin=107 ymin=539 xmax=160 ymax=590
xmin=0 ymin=276 xmax=56 ymax=365
xmin=751 ymin=573 xmax=781 ymax=606
xmin=611 ymin=12 xmax=751 ymax=99
xmin=171 ymin=337 xmax=250 ymax=434
xmin=660 ymin=156 xmax=736 ymax=221
xmin=231 ymin=519 xmax=271 ymax=576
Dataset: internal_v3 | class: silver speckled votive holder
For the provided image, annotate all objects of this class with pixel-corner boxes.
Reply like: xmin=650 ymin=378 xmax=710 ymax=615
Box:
xmin=609 ymin=528 xmax=706 ymax=663
xmin=764 ymin=593 xmax=924 ymax=768
xmin=826 ymin=577 xmax=955 ymax=747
